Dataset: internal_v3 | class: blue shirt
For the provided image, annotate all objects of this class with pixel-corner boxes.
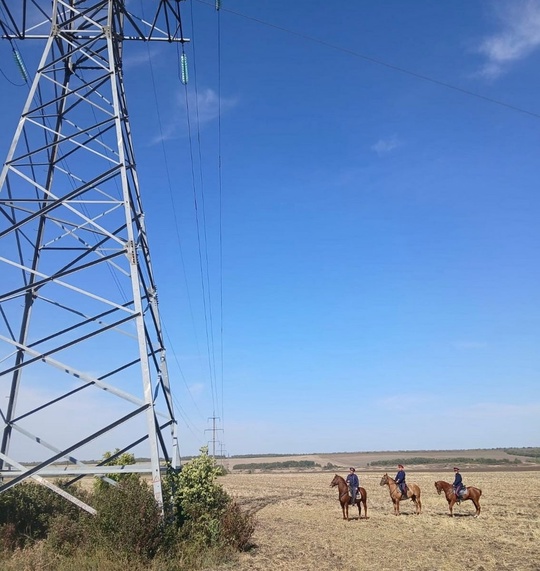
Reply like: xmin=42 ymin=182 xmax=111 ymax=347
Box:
xmin=453 ymin=472 xmax=463 ymax=487
xmin=395 ymin=470 xmax=406 ymax=484
xmin=346 ymin=473 xmax=359 ymax=488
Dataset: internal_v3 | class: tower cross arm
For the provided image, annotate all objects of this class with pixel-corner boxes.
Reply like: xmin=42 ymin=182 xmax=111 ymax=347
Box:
xmin=0 ymin=0 xmax=190 ymax=43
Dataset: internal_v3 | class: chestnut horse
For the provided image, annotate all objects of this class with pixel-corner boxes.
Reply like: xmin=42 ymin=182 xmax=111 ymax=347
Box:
xmin=379 ymin=473 xmax=422 ymax=515
xmin=434 ymin=480 xmax=482 ymax=517
xmin=330 ymin=474 xmax=368 ymax=521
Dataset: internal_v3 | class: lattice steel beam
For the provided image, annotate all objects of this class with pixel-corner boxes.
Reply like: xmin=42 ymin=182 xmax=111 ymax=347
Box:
xmin=0 ymin=0 xmax=188 ymax=511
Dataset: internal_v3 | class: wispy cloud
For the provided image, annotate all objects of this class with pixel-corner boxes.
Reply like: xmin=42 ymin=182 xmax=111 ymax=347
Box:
xmin=188 ymin=382 xmax=205 ymax=397
xmin=189 ymin=88 xmax=228 ymax=124
xmin=371 ymin=135 xmax=400 ymax=156
xmin=477 ymin=0 xmax=540 ymax=78
xmin=122 ymin=49 xmax=153 ymax=70
xmin=149 ymin=87 xmax=238 ymax=145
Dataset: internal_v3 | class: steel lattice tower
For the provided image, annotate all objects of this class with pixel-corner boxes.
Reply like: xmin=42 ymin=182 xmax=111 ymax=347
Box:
xmin=0 ymin=0 xmax=188 ymax=513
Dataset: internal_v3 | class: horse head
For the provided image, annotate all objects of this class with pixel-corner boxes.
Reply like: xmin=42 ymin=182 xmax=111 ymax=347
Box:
xmin=434 ymin=481 xmax=443 ymax=495
xmin=330 ymin=474 xmax=341 ymax=488
xmin=379 ymin=473 xmax=389 ymax=486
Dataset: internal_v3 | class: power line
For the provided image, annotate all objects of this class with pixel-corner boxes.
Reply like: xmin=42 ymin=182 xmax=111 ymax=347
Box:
xmin=205 ymin=415 xmax=223 ymax=458
xmin=195 ymin=0 xmax=540 ymax=121
xmin=215 ymin=0 xmax=225 ymax=454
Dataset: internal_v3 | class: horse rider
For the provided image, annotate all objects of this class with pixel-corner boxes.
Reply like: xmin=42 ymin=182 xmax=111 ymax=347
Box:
xmin=452 ymin=467 xmax=465 ymax=500
xmin=346 ymin=467 xmax=359 ymax=505
xmin=394 ymin=464 xmax=407 ymax=497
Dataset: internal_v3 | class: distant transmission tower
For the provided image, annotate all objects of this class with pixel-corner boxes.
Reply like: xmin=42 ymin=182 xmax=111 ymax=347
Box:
xmin=0 ymin=0 xmax=189 ymax=513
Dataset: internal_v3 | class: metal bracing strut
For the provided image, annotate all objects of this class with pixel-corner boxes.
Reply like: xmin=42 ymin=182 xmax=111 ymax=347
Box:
xmin=0 ymin=0 xmax=188 ymax=511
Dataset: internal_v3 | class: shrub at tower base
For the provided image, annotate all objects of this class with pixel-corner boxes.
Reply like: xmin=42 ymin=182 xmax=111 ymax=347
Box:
xmin=0 ymin=446 xmax=255 ymax=570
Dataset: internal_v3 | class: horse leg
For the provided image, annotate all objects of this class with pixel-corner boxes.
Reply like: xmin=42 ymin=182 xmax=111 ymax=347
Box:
xmin=472 ymin=497 xmax=481 ymax=518
xmin=394 ymin=499 xmax=400 ymax=516
xmin=345 ymin=502 xmax=349 ymax=521
xmin=448 ymin=498 xmax=456 ymax=517
xmin=357 ymin=499 xmax=361 ymax=519
xmin=363 ymin=499 xmax=368 ymax=519
xmin=408 ymin=492 xmax=420 ymax=515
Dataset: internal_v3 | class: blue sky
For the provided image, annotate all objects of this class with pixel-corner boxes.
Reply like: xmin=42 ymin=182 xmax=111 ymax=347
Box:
xmin=1 ymin=0 xmax=540 ymax=458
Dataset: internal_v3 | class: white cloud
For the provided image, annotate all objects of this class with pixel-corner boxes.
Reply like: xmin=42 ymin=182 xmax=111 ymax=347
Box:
xmin=188 ymin=382 xmax=205 ymax=396
xmin=477 ymin=0 xmax=540 ymax=78
xmin=371 ymin=135 xmax=400 ymax=155
xmin=122 ymin=49 xmax=153 ymax=70
xmin=188 ymin=88 xmax=225 ymax=124
xmin=149 ymin=88 xmax=238 ymax=145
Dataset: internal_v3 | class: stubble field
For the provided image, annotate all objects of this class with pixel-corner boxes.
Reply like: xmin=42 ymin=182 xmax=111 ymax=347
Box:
xmin=215 ymin=471 xmax=540 ymax=571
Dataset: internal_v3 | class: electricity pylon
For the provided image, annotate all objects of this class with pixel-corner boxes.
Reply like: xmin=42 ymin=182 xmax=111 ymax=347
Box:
xmin=0 ymin=0 xmax=188 ymax=513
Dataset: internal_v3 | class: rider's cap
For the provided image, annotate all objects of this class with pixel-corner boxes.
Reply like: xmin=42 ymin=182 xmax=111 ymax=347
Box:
xmin=454 ymin=467 xmax=460 ymax=471
xmin=349 ymin=467 xmax=355 ymax=471
xmin=398 ymin=464 xmax=404 ymax=469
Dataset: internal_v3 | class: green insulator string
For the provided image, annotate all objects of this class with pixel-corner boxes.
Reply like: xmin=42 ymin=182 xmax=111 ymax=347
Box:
xmin=180 ymin=52 xmax=188 ymax=84
xmin=12 ymin=48 xmax=29 ymax=83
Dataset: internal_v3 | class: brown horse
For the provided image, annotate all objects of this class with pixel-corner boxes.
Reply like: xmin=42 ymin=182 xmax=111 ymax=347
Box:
xmin=434 ymin=480 xmax=482 ymax=517
xmin=379 ymin=473 xmax=422 ymax=515
xmin=330 ymin=474 xmax=368 ymax=521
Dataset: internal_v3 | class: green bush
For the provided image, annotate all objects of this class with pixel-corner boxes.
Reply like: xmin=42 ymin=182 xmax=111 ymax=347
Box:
xmin=0 ymin=447 xmax=256 ymax=568
xmin=0 ymin=524 xmax=18 ymax=552
xmin=215 ymin=464 xmax=228 ymax=476
xmin=219 ymin=499 xmax=255 ymax=551
xmin=232 ymin=460 xmax=319 ymax=470
xmin=167 ymin=446 xmax=230 ymax=526
xmin=0 ymin=480 xmax=86 ymax=545
xmin=90 ymin=477 xmax=164 ymax=560
xmin=46 ymin=513 xmax=89 ymax=556
xmin=503 ymin=447 xmax=540 ymax=458
xmin=94 ymin=449 xmax=137 ymax=492
xmin=165 ymin=446 xmax=255 ymax=552
xmin=370 ymin=456 xmax=514 ymax=467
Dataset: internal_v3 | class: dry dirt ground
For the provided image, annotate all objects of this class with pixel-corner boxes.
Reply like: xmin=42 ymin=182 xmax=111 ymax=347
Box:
xmin=214 ymin=471 xmax=540 ymax=571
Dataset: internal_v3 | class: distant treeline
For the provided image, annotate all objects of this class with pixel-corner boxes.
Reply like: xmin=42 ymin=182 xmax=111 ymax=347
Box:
xmin=503 ymin=447 xmax=540 ymax=458
xmin=233 ymin=460 xmax=320 ymax=470
xmin=228 ymin=448 xmax=510 ymax=458
xmin=230 ymin=453 xmax=303 ymax=459
xmin=369 ymin=457 xmax=520 ymax=467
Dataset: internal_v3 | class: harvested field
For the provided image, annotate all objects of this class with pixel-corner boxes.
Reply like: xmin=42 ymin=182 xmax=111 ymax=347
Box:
xmin=215 ymin=471 xmax=540 ymax=571
xmin=224 ymin=448 xmax=538 ymax=472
